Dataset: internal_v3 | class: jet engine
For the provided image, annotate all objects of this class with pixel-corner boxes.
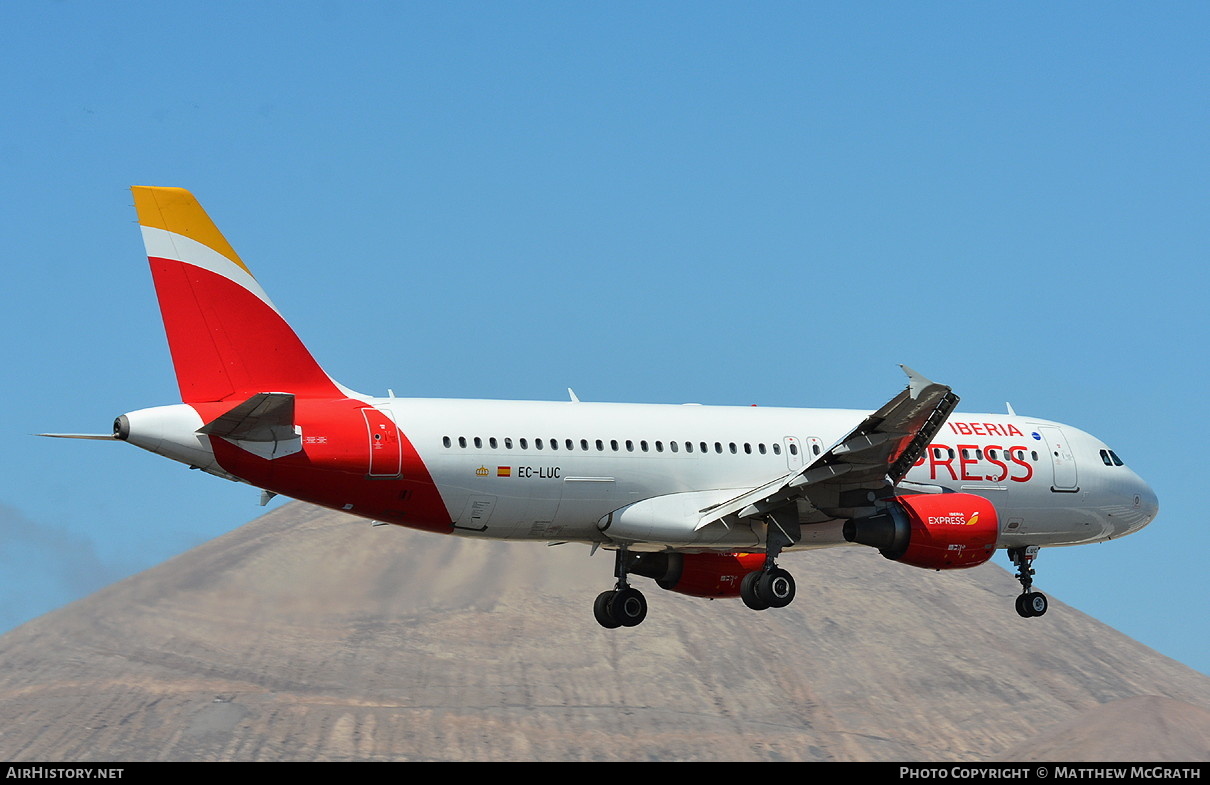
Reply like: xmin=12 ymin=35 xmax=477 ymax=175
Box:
xmin=842 ymin=493 xmax=999 ymax=570
xmin=625 ymin=552 xmax=767 ymax=598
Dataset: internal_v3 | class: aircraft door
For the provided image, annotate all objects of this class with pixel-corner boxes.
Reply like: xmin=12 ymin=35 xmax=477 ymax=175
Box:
xmin=362 ymin=406 xmax=402 ymax=478
xmin=1036 ymin=425 xmax=1078 ymax=492
xmin=783 ymin=436 xmax=803 ymax=471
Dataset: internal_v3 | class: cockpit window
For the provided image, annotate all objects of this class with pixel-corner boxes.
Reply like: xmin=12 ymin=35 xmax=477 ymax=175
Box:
xmin=1108 ymin=450 xmax=1124 ymax=466
xmin=1100 ymin=449 xmax=1126 ymax=467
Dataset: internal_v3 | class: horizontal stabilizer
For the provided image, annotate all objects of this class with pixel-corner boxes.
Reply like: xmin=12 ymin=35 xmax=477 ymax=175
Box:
xmin=197 ymin=392 xmax=302 ymax=459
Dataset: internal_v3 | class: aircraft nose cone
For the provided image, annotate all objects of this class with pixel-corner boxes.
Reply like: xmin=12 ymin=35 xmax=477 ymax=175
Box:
xmin=1135 ymin=480 xmax=1159 ymax=524
xmin=1115 ymin=473 xmax=1159 ymax=536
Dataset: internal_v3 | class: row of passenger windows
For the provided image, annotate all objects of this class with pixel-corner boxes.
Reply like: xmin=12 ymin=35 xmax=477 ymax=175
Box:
xmin=441 ymin=435 xmax=823 ymax=457
xmin=441 ymin=439 xmax=1110 ymax=465
xmin=936 ymin=447 xmax=1040 ymax=462
xmin=441 ymin=434 xmax=1122 ymax=469
xmin=441 ymin=438 xmax=1122 ymax=467
xmin=942 ymin=447 xmax=1127 ymax=466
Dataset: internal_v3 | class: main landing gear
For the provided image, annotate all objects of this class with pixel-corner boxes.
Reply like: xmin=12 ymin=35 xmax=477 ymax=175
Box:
xmin=740 ymin=506 xmax=799 ymax=612
xmin=593 ymin=507 xmax=803 ymax=628
xmin=593 ymin=546 xmax=649 ymax=629
xmin=740 ymin=566 xmax=796 ymax=610
xmin=1008 ymin=545 xmax=1049 ymax=618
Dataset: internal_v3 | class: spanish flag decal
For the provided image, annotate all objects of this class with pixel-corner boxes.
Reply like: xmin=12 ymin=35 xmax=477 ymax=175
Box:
xmin=497 ymin=466 xmax=512 ymax=477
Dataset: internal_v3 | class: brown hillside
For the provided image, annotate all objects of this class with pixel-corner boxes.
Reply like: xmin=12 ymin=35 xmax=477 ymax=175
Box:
xmin=0 ymin=502 xmax=1204 ymax=762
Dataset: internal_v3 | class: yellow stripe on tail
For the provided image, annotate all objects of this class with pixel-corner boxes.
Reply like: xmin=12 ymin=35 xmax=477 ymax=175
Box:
xmin=132 ymin=186 xmax=252 ymax=276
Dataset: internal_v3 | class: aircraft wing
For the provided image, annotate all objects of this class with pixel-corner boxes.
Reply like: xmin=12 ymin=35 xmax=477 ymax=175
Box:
xmin=696 ymin=366 xmax=958 ymax=529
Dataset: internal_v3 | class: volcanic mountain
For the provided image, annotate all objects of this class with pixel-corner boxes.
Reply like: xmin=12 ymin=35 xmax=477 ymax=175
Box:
xmin=0 ymin=502 xmax=1204 ymax=762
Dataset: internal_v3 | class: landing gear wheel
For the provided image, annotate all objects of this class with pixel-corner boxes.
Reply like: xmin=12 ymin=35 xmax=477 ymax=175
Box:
xmin=608 ymin=587 xmax=648 ymax=627
xmin=1015 ymin=591 xmax=1049 ymax=618
xmin=1008 ymin=547 xmax=1047 ymax=618
xmin=594 ymin=590 xmax=621 ymax=629
xmin=757 ymin=567 xmax=796 ymax=608
xmin=740 ymin=571 xmax=769 ymax=611
xmin=592 ymin=546 xmax=649 ymax=629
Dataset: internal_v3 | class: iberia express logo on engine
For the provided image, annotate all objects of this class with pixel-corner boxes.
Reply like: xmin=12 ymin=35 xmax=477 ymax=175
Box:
xmin=928 ymin=511 xmax=979 ymax=526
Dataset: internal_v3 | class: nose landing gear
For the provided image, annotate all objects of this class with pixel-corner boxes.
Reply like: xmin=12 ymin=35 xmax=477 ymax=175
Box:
xmin=1009 ymin=546 xmax=1049 ymax=618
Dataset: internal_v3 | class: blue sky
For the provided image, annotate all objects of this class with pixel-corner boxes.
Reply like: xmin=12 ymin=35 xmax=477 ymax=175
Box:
xmin=2 ymin=3 xmax=1206 ymax=674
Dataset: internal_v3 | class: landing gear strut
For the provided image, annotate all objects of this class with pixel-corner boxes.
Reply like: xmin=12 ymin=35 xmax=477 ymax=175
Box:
xmin=593 ymin=546 xmax=649 ymax=629
xmin=1008 ymin=545 xmax=1048 ymax=618
xmin=740 ymin=508 xmax=799 ymax=611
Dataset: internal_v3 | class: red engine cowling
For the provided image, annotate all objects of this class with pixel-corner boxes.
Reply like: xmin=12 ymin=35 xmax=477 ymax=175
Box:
xmin=842 ymin=493 xmax=999 ymax=570
xmin=627 ymin=552 xmax=767 ymax=597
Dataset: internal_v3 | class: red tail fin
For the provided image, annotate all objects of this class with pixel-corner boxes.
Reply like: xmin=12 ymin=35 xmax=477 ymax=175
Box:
xmin=132 ymin=187 xmax=344 ymax=403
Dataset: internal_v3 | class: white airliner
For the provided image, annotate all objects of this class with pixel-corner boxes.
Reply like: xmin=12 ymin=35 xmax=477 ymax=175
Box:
xmin=44 ymin=187 xmax=1160 ymax=628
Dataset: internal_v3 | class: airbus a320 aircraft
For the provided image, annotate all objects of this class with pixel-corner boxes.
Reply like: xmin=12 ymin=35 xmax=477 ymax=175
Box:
xmin=44 ymin=187 xmax=1160 ymax=629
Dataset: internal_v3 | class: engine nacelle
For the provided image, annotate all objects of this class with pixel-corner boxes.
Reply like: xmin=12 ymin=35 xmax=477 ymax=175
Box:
xmin=842 ymin=493 xmax=999 ymax=570
xmin=626 ymin=552 xmax=767 ymax=598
